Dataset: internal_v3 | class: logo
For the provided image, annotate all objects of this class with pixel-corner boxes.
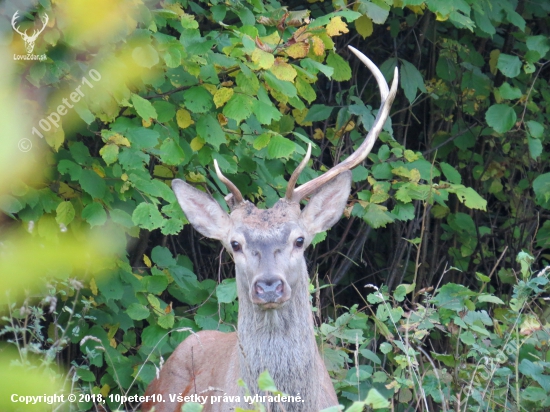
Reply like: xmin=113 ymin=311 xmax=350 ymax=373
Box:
xmin=12 ymin=10 xmax=48 ymax=60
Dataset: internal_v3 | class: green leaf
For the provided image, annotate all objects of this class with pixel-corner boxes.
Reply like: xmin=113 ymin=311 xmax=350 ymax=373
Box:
xmin=132 ymin=45 xmax=159 ymax=68
xmin=312 ymin=231 xmax=327 ymax=247
xmin=126 ymin=303 xmax=150 ymax=320
xmin=485 ymin=104 xmax=516 ymax=134
xmin=76 ymin=368 xmax=95 ymax=382
xmin=110 ymin=209 xmax=134 ymax=228
xmin=267 ymin=135 xmax=295 ymax=159
xmin=526 ymin=120 xmax=544 ymax=138
xmin=257 ymin=370 xmax=279 ymax=392
xmin=223 ymin=94 xmax=254 ymax=124
xmin=131 ymin=94 xmax=158 ymax=120
xmin=448 ymin=185 xmax=487 ymax=210
xmin=153 ymin=101 xmax=176 ymax=122
xmin=519 ymin=360 xmax=550 ymax=391
xmin=216 ymin=279 xmax=237 ymax=303
xmin=526 ymin=35 xmax=550 ymax=58
xmin=528 ymin=136 xmax=542 ymax=159
xmin=303 ymin=105 xmax=333 ymax=122
xmin=392 ymin=202 xmax=414 ymax=221
xmin=99 ymin=144 xmax=119 ymax=165
xmin=252 ymin=100 xmax=282 ymax=124
xmin=360 ymin=0 xmax=390 ymax=24
xmin=58 ymin=159 xmax=82 ymax=180
xmin=400 ymin=59 xmax=426 ymax=103
xmin=326 ymin=52 xmax=352 ymax=81
xmin=196 ymin=114 xmax=226 ymax=150
xmin=82 ymin=202 xmax=107 ymax=227
xmin=146 ymin=275 xmax=169 ymax=294
xmin=477 ymin=294 xmax=505 ymax=305
xmin=498 ymin=83 xmax=522 ymax=100
xmin=183 ymin=86 xmax=214 ymax=113
xmin=300 ymin=58 xmax=334 ymax=78
xmin=160 ymin=138 xmax=185 ymax=165
xmin=56 ymin=201 xmax=75 ymax=226
xmin=151 ymin=246 xmax=176 ymax=268
xmin=363 ymin=203 xmax=395 ymax=228
xmin=533 ymin=173 xmax=550 ymax=208
xmin=497 ymin=53 xmax=522 ymax=78
xmin=0 ymin=195 xmax=23 ymax=214
xmin=440 ymin=162 xmax=461 ymax=184
xmin=79 ymin=170 xmax=106 ymax=199
xmin=263 ymin=72 xmax=297 ymax=98
xmin=132 ymin=203 xmax=164 ymax=230
xmin=182 ymin=403 xmax=204 ymax=412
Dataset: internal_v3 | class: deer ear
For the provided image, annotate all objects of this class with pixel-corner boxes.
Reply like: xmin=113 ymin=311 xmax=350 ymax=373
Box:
xmin=172 ymin=179 xmax=231 ymax=240
xmin=301 ymin=171 xmax=352 ymax=235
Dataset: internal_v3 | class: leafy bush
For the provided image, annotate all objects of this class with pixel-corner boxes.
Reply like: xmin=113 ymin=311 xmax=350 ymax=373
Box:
xmin=1 ymin=0 xmax=549 ymax=410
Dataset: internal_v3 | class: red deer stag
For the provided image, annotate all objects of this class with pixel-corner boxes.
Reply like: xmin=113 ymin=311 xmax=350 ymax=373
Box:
xmin=142 ymin=46 xmax=398 ymax=412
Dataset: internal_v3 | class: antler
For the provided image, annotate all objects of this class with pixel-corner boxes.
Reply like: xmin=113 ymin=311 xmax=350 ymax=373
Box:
xmin=31 ymin=13 xmax=49 ymax=40
xmin=11 ymin=11 xmax=48 ymax=40
xmin=287 ymin=45 xmax=399 ymax=203
xmin=214 ymin=159 xmax=244 ymax=205
xmin=11 ymin=11 xmax=25 ymax=36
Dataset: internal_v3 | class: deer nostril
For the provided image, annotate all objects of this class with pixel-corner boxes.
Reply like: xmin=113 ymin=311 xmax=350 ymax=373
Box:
xmin=254 ymin=279 xmax=284 ymax=303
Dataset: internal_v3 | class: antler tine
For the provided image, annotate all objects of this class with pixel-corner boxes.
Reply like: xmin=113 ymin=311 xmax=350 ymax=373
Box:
xmin=285 ymin=143 xmax=312 ymax=201
xmin=11 ymin=11 xmax=25 ymax=35
xmin=214 ymin=159 xmax=244 ymax=205
xmin=290 ymin=46 xmax=398 ymax=203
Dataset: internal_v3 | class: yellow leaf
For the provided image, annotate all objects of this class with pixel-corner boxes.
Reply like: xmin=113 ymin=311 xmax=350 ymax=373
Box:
xmin=153 ymin=165 xmax=174 ymax=178
xmin=190 ymin=136 xmax=205 ymax=151
xmin=292 ymin=108 xmax=312 ymax=126
xmin=285 ymin=42 xmax=310 ymax=59
xmin=270 ymin=58 xmax=297 ymax=81
xmin=44 ymin=125 xmax=65 ymax=152
xmin=213 ymin=87 xmax=234 ymax=108
xmin=355 ymin=15 xmax=373 ymax=39
xmin=109 ymin=338 xmax=117 ymax=348
xmin=143 ymin=254 xmax=152 ymax=268
xmin=108 ymin=133 xmax=131 ymax=147
xmin=251 ymin=48 xmax=275 ymax=70
xmin=311 ymin=36 xmax=325 ymax=56
xmin=176 ymin=108 xmax=194 ymax=129
xmin=218 ymin=113 xmax=228 ymax=126
xmin=435 ymin=12 xmax=449 ymax=22
xmin=92 ymin=164 xmax=106 ymax=178
xmin=142 ymin=118 xmax=152 ymax=127
xmin=313 ymin=128 xmax=324 ymax=140
xmin=202 ymin=83 xmax=217 ymax=95
xmin=121 ymin=173 xmax=128 ymax=181
xmin=187 ymin=171 xmax=206 ymax=183
xmin=344 ymin=120 xmax=355 ymax=132
xmin=221 ymin=80 xmax=234 ymax=87
xmin=58 ymin=182 xmax=76 ymax=198
xmin=89 ymin=278 xmax=98 ymax=295
xmin=489 ymin=49 xmax=500 ymax=76
xmin=326 ymin=16 xmax=349 ymax=37
xmin=100 ymin=384 xmax=110 ymax=398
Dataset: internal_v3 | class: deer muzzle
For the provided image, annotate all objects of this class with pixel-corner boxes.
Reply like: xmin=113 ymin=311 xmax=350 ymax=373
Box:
xmin=251 ymin=277 xmax=290 ymax=308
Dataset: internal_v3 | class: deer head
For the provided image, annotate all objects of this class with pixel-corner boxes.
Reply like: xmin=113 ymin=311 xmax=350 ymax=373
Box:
xmin=12 ymin=11 xmax=49 ymax=54
xmin=172 ymin=46 xmax=398 ymax=316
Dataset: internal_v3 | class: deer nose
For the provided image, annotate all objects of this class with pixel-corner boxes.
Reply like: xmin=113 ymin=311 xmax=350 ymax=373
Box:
xmin=254 ymin=279 xmax=284 ymax=303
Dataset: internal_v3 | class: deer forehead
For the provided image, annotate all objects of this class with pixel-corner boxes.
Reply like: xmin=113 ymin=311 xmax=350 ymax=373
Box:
xmin=229 ymin=200 xmax=304 ymax=243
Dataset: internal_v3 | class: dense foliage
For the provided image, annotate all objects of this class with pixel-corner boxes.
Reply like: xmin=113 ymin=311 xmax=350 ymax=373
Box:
xmin=1 ymin=0 xmax=549 ymax=410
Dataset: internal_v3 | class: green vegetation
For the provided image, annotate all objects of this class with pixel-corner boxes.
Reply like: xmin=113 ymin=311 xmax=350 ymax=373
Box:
xmin=1 ymin=0 xmax=549 ymax=410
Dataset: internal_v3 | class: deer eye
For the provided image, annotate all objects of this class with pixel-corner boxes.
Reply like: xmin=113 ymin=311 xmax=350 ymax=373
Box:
xmin=230 ymin=241 xmax=242 ymax=252
xmin=294 ymin=237 xmax=305 ymax=248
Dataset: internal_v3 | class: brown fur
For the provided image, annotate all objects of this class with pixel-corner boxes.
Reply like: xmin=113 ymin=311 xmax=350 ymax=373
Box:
xmin=142 ymin=172 xmax=352 ymax=412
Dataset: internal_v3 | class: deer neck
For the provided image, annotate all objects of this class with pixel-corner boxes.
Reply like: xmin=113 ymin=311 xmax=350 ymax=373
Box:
xmin=235 ymin=263 xmax=320 ymax=412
